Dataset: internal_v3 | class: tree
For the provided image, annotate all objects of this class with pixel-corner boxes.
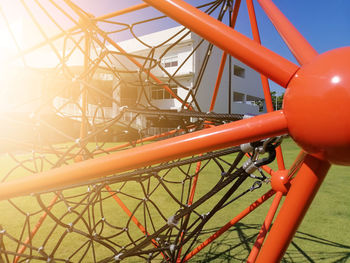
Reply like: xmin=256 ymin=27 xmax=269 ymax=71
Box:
xmin=271 ymin=91 xmax=284 ymax=110
xmin=253 ymin=99 xmax=265 ymax=112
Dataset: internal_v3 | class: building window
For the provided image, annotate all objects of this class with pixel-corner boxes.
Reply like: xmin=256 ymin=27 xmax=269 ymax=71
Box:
xmin=151 ymin=85 xmax=178 ymax=100
xmin=120 ymin=85 xmax=138 ymax=106
xmin=234 ymin=65 xmax=245 ymax=78
xmin=122 ymin=112 xmax=133 ymax=122
xmin=247 ymin=95 xmax=265 ymax=112
xmin=162 ymin=56 xmax=178 ymax=68
xmin=88 ymin=79 xmax=113 ymax=107
xmin=233 ymin=92 xmax=245 ymax=102
xmin=246 ymin=95 xmax=260 ymax=104
xmin=95 ymin=72 xmax=113 ymax=81
xmin=49 ymin=77 xmax=80 ymax=102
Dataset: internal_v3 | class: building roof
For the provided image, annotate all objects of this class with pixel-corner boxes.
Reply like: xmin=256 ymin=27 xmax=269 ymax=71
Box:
xmin=114 ymin=26 xmax=192 ymax=54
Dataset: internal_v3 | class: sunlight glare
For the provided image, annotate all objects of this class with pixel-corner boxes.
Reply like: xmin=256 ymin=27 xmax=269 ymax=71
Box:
xmin=331 ymin=75 xmax=341 ymax=84
xmin=0 ymin=18 xmax=23 ymax=113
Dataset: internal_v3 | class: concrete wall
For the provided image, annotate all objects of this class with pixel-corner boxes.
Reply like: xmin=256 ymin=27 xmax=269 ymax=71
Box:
xmin=191 ymin=32 xmax=264 ymax=115
xmin=110 ymin=26 xmax=266 ymax=117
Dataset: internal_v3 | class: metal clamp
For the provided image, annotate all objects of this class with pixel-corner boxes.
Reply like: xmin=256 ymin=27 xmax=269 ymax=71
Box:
xmin=241 ymin=137 xmax=283 ymax=174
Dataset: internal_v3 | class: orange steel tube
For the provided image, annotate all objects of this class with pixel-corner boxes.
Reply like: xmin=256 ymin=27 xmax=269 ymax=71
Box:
xmin=246 ymin=0 xmax=274 ymax=112
xmin=188 ymin=161 xmax=202 ymax=206
xmin=210 ymin=51 xmax=227 ymax=112
xmin=105 ymin=185 xmax=147 ymax=233
xmin=79 ymin=33 xmax=89 ymax=140
xmin=256 ymin=155 xmax=330 ymax=262
xmin=104 ymin=185 xmax=164 ymax=256
xmin=260 ymin=164 xmax=274 ymax=176
xmin=94 ymin=126 xmax=190 ymax=155
xmin=11 ymin=3 xmax=148 ymax=61
xmin=62 ymin=0 xmax=191 ymax=109
xmin=247 ymin=191 xmax=283 ymax=262
xmin=246 ymin=0 xmax=285 ymax=170
xmin=287 ymin=150 xmax=307 ymax=179
xmin=275 ymin=146 xmax=285 ymax=170
xmin=0 ymin=111 xmax=287 ymax=200
xmin=257 ymin=0 xmax=318 ymax=65
xmin=209 ymin=0 xmax=241 ymax=111
xmin=143 ymin=0 xmax=299 ymax=87
xmin=177 ymin=158 xmax=202 ymax=260
xmin=14 ymin=194 xmax=59 ymax=263
xmin=184 ymin=189 xmax=276 ymax=261
xmin=94 ymin=29 xmax=190 ymax=109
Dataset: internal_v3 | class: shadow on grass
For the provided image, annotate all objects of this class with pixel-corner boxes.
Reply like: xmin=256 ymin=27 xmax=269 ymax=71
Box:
xmin=189 ymin=223 xmax=350 ymax=263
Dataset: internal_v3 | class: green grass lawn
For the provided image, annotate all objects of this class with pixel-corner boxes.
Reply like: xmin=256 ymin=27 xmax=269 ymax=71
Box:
xmin=191 ymin=138 xmax=350 ymax=262
xmin=0 ymin=138 xmax=349 ymax=262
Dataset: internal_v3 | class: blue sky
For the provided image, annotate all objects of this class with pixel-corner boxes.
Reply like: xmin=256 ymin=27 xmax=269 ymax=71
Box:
xmin=75 ymin=0 xmax=350 ymax=94
xmin=242 ymin=0 xmax=350 ymax=94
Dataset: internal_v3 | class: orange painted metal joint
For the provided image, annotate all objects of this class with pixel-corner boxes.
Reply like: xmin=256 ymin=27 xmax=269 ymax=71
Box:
xmin=255 ymin=155 xmax=331 ymax=263
xmin=284 ymin=47 xmax=350 ymax=165
xmin=270 ymin=169 xmax=290 ymax=194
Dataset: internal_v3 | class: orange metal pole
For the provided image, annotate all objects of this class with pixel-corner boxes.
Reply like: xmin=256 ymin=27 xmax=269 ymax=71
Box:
xmin=256 ymin=154 xmax=330 ymax=262
xmin=246 ymin=191 xmax=283 ymax=262
xmin=176 ymin=158 xmax=203 ymax=260
xmin=94 ymin=126 xmax=190 ymax=155
xmin=0 ymin=111 xmax=287 ymax=200
xmin=143 ymin=0 xmax=299 ymax=87
xmin=105 ymin=184 xmax=147 ymax=234
xmin=96 ymin=30 xmax=190 ymax=108
xmin=187 ymin=161 xmax=201 ymax=206
xmin=246 ymin=0 xmax=285 ymax=170
xmin=104 ymin=185 xmax=164 ymax=253
xmin=257 ymin=0 xmax=318 ymax=65
xmin=210 ymin=52 xmax=227 ymax=112
xmin=246 ymin=0 xmax=273 ymax=113
xmin=61 ymin=0 xmax=190 ymax=110
xmin=260 ymin=164 xmax=274 ymax=176
xmin=79 ymin=32 xmax=89 ymax=140
xmin=14 ymin=194 xmax=59 ymax=263
xmin=184 ymin=189 xmax=276 ymax=261
xmin=10 ymin=3 xmax=148 ymax=62
xmin=209 ymin=0 xmax=241 ymax=112
xmin=176 ymin=160 xmax=202 ymax=261
xmin=182 ymin=0 xmax=243 ymax=241
xmin=287 ymin=150 xmax=307 ymax=179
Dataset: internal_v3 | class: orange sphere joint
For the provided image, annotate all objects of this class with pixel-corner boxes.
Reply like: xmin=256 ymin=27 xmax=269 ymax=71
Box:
xmin=270 ymin=170 xmax=290 ymax=194
xmin=284 ymin=47 xmax=350 ymax=165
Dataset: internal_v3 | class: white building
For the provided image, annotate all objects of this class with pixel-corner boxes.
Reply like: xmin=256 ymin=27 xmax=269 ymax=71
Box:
xmin=0 ymin=26 xmax=265 ymax=139
xmin=112 ymin=26 xmax=264 ymax=117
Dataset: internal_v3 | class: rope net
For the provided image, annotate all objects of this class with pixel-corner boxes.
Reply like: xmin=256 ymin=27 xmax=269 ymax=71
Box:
xmin=0 ymin=0 xmax=273 ymax=262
